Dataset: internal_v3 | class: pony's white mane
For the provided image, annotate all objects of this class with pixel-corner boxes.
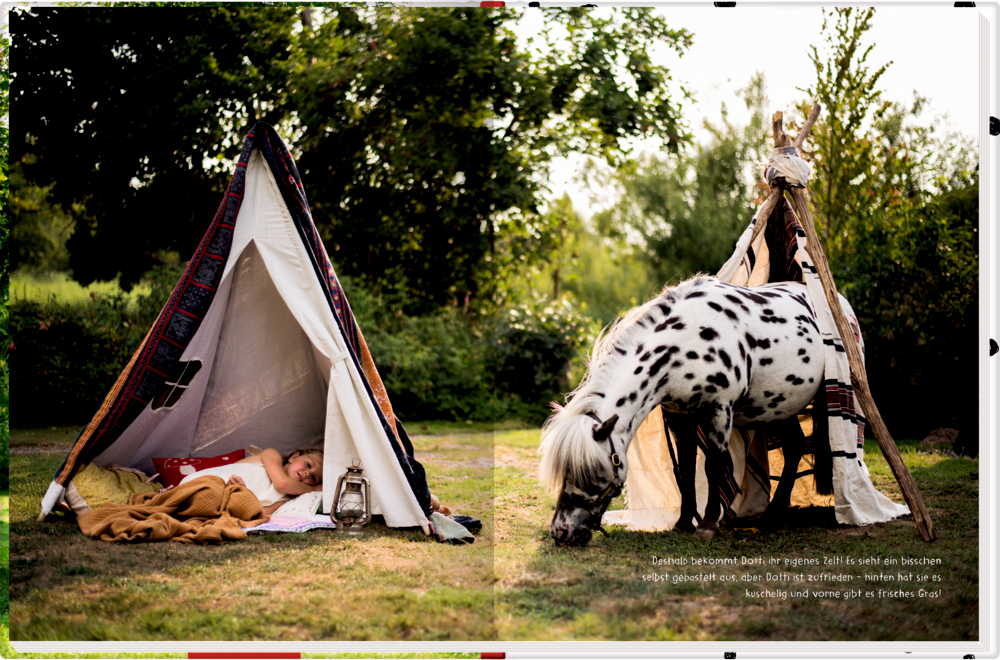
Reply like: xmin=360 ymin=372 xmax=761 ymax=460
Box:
xmin=538 ymin=275 xmax=712 ymax=496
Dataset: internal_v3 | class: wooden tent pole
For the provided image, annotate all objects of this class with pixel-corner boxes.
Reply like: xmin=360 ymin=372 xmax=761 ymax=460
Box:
xmin=771 ymin=108 xmax=937 ymax=542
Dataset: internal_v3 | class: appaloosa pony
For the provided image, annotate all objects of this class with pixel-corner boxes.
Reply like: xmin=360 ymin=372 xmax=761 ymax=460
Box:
xmin=539 ymin=275 xmax=862 ymax=546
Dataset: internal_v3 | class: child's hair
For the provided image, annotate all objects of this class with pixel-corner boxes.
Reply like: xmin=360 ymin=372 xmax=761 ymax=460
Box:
xmin=282 ymin=447 xmax=324 ymax=465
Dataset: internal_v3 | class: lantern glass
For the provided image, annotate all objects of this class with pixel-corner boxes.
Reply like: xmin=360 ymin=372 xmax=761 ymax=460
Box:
xmin=331 ymin=461 xmax=371 ymax=534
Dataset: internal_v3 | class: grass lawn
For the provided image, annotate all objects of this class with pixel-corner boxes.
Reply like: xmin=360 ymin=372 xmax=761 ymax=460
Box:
xmin=2 ymin=423 xmax=980 ymax=651
xmin=493 ymin=430 xmax=979 ymax=642
xmin=10 ymin=271 xmax=152 ymax=309
xmin=3 ymin=426 xmax=493 ymax=648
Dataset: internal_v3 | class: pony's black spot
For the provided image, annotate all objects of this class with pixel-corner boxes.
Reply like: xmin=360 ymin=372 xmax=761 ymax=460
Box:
xmin=737 ymin=289 xmax=769 ymax=305
xmin=757 ymin=338 xmax=771 ymax=349
xmin=792 ymin=377 xmax=804 ymax=386
xmin=640 ymin=379 xmax=649 ymax=390
xmin=705 ymin=385 xmax=717 ymax=394
xmin=700 ymin=327 xmax=719 ymax=341
xmin=685 ymin=373 xmax=695 ymax=379
xmin=635 ymin=344 xmax=645 ymax=355
xmin=759 ymin=357 xmax=773 ymax=366
xmin=686 ymin=351 xmax=699 ymax=359
xmin=809 ymin=378 xmax=814 ymax=383
xmin=693 ymin=385 xmax=702 ymax=391
xmin=785 ymin=374 xmax=796 ymax=381
xmin=640 ymin=352 xmax=652 ymax=362
xmin=654 ymin=345 xmax=667 ymax=354
xmin=724 ymin=308 xmax=739 ymax=322
xmin=734 ymin=366 xmax=741 ymax=381
xmin=802 ymin=357 xmax=810 ymax=363
xmin=764 ymin=309 xmax=774 ymax=315
xmin=671 ymin=361 xmax=683 ymax=368
xmin=616 ymin=398 xmax=626 ymax=407
xmin=798 ymin=348 xmax=806 ymax=356
xmin=738 ymin=342 xmax=746 ymax=359
xmin=629 ymin=391 xmax=637 ymax=402
xmin=672 ymin=322 xmax=686 ymax=330
xmin=789 ymin=294 xmax=814 ymax=314
xmin=708 ymin=302 xmax=723 ymax=312
xmin=634 ymin=367 xmax=643 ymax=375
xmin=615 ymin=347 xmax=627 ymax=356
xmin=763 ymin=391 xmax=773 ymax=398
xmin=719 ymin=350 xmax=732 ymax=370
xmin=703 ymin=354 xmax=715 ymax=363
xmin=744 ymin=333 xmax=757 ymax=349
xmin=658 ymin=304 xmax=672 ymax=316
xmin=707 ymin=372 xmax=730 ymax=389
xmin=724 ymin=294 xmax=751 ymax=314
xmin=647 ymin=354 xmax=672 ymax=378
xmin=717 ymin=431 xmax=727 ymax=445
xmin=685 ymin=291 xmax=707 ymax=299
xmin=669 ymin=346 xmax=681 ymax=354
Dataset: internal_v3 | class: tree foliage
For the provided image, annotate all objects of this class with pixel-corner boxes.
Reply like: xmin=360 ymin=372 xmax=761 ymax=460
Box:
xmin=586 ymin=73 xmax=769 ymax=285
xmin=801 ymin=7 xmax=978 ymax=444
xmin=12 ymin=7 xmax=301 ymax=290
xmin=11 ymin=6 xmax=694 ymax=314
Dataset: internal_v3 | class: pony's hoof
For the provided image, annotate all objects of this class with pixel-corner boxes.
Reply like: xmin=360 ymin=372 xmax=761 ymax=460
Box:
xmin=693 ymin=527 xmax=717 ymax=540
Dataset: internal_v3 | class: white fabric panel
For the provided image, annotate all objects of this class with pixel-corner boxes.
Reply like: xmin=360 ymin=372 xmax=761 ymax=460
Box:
xmin=190 ymin=241 xmax=328 ymax=457
xmin=230 ymin=150 xmax=428 ymax=531
xmin=93 ymin=270 xmax=236 ymax=475
xmin=324 ymin=360 xmax=429 ymax=531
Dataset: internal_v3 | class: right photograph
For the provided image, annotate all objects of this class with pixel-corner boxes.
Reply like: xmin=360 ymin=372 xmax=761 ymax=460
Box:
xmin=494 ymin=4 xmax=981 ymax=644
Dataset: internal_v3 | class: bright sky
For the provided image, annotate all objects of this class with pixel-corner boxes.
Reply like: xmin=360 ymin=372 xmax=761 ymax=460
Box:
xmin=514 ymin=5 xmax=981 ymax=217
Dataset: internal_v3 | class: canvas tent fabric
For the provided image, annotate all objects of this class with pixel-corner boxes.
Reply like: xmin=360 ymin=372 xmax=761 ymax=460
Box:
xmin=39 ymin=123 xmax=432 ymax=533
xmin=604 ymin=199 xmax=909 ymax=531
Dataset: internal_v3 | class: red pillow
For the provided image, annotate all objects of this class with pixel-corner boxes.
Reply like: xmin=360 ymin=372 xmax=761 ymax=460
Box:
xmin=151 ymin=449 xmax=246 ymax=489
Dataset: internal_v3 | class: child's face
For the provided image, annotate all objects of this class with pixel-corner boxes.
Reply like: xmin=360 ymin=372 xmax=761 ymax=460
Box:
xmin=285 ymin=452 xmax=322 ymax=486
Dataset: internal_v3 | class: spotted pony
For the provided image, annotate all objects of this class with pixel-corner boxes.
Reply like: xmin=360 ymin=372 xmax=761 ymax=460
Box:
xmin=539 ymin=275 xmax=863 ymax=546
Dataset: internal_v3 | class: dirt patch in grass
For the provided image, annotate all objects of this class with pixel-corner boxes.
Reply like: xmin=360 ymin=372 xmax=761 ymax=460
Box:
xmin=493 ymin=446 xmax=539 ymax=477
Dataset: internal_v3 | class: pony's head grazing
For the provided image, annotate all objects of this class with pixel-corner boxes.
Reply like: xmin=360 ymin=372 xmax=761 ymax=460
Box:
xmin=538 ymin=277 xmax=707 ymax=546
xmin=539 ymin=404 xmax=624 ymax=547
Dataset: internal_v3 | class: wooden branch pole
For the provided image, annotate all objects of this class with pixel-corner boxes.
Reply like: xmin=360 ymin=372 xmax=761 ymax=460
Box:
xmin=770 ymin=108 xmax=937 ymax=542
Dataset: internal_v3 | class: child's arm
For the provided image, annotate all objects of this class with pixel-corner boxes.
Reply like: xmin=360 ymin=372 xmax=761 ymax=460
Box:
xmin=259 ymin=448 xmax=322 ymax=495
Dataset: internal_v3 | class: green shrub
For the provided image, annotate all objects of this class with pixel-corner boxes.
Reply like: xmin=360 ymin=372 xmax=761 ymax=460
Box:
xmin=341 ymin=277 xmax=500 ymax=422
xmin=490 ymin=296 xmax=599 ymax=424
xmin=9 ymin=264 xmax=182 ymax=427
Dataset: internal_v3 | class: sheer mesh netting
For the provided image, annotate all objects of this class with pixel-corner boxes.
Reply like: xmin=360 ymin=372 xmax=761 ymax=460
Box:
xmin=190 ymin=241 xmax=327 ymax=457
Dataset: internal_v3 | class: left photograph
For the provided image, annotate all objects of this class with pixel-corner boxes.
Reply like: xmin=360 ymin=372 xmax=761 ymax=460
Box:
xmin=6 ymin=6 xmax=494 ymax=642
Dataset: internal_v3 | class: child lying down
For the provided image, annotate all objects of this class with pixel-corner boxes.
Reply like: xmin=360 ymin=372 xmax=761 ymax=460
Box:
xmin=75 ymin=448 xmax=323 ymax=543
xmin=179 ymin=447 xmax=323 ymax=515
